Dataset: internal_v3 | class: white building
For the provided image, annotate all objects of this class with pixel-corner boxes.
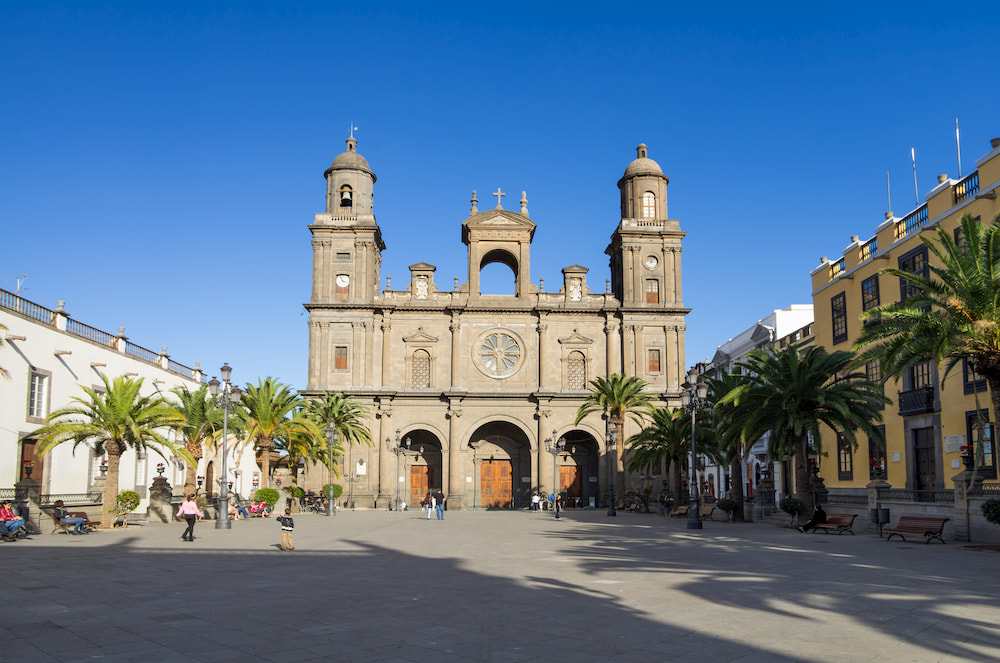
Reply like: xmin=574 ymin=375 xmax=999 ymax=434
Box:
xmin=699 ymin=304 xmax=814 ymax=505
xmin=0 ymin=288 xmax=258 ymax=512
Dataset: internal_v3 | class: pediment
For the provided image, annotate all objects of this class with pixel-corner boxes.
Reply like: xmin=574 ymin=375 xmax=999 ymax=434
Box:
xmin=712 ymin=349 xmax=730 ymax=366
xmin=464 ymin=209 xmax=536 ymax=230
xmin=562 ymin=264 xmax=589 ymax=273
xmin=409 ymin=262 xmax=436 ymax=271
xmin=558 ymin=331 xmax=594 ymax=345
xmin=402 ymin=327 xmax=440 ymax=344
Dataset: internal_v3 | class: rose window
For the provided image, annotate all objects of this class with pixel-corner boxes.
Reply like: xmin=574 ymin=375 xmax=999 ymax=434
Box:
xmin=478 ymin=332 xmax=521 ymax=378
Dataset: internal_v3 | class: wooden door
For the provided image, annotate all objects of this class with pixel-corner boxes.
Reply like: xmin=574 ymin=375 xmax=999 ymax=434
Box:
xmin=480 ymin=460 xmax=512 ymax=508
xmin=913 ymin=427 xmax=935 ymax=499
xmin=559 ymin=466 xmax=582 ymax=499
xmin=20 ymin=439 xmax=43 ymax=481
xmin=410 ymin=466 xmax=433 ymax=508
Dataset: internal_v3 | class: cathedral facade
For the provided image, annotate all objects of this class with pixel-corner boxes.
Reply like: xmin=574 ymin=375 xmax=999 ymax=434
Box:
xmin=304 ymin=138 xmax=689 ymax=510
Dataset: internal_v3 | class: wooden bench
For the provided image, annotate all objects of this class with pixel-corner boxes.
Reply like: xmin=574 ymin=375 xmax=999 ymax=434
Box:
xmin=669 ymin=505 xmax=690 ymax=518
xmin=885 ymin=516 xmax=949 ymax=544
xmin=48 ymin=511 xmax=73 ymax=535
xmin=699 ymin=506 xmax=716 ymax=521
xmin=812 ymin=513 xmax=857 ymax=535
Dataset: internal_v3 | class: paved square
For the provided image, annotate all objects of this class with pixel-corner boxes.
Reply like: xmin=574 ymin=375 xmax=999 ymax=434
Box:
xmin=2 ymin=510 xmax=998 ymax=662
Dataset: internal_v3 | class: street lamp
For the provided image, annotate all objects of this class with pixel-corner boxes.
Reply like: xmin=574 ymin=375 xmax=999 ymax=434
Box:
xmin=606 ymin=428 xmax=617 ymax=516
xmin=208 ymin=363 xmax=242 ymax=531
xmin=386 ymin=429 xmax=411 ymax=511
xmin=679 ymin=367 xmax=709 ymax=530
xmin=544 ymin=429 xmax=566 ymax=519
xmin=324 ymin=422 xmax=339 ymax=517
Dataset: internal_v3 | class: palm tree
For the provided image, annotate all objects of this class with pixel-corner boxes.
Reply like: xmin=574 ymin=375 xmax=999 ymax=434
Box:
xmin=856 ymin=213 xmax=1000 ymax=457
xmin=306 ymin=393 xmax=372 ymax=499
xmin=30 ymin=373 xmax=188 ymax=528
xmin=627 ymin=405 xmax=719 ymax=506
xmin=721 ymin=345 xmax=888 ymax=512
xmin=575 ymin=374 xmax=653 ymax=501
xmin=238 ymin=378 xmax=318 ymax=488
xmin=705 ymin=370 xmax=750 ymax=521
xmin=170 ymin=384 xmax=226 ymax=497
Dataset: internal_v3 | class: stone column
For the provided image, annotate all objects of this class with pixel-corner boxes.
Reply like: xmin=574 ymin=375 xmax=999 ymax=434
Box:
xmin=672 ymin=246 xmax=683 ymax=303
xmin=146 ymin=475 xmax=174 ymax=523
xmin=377 ymin=403 xmax=394 ymax=509
xmin=311 ymin=239 xmax=322 ymax=302
xmin=537 ymin=408 xmax=552 ymax=494
xmin=381 ymin=319 xmax=392 ymax=387
xmin=450 ymin=319 xmax=461 ymax=389
xmin=631 ymin=247 xmax=642 ymax=304
xmin=318 ymin=322 xmax=330 ymax=389
xmin=14 ymin=476 xmax=42 ymax=534
xmin=605 ymin=318 xmax=619 ymax=375
xmin=363 ymin=321 xmax=374 ymax=386
xmin=537 ymin=319 xmax=549 ymax=390
xmin=447 ymin=405 xmax=464 ymax=509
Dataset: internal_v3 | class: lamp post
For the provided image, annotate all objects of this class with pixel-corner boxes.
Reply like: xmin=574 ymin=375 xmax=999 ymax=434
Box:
xmin=386 ymin=430 xmax=411 ymax=511
xmin=605 ymin=427 xmax=617 ymax=516
xmin=544 ymin=429 xmax=566 ymax=519
xmin=208 ymin=363 xmax=242 ymax=530
xmin=680 ymin=367 xmax=709 ymax=530
xmin=324 ymin=422 xmax=339 ymax=517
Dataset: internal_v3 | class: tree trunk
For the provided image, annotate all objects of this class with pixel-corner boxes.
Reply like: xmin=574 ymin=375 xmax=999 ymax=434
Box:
xmin=259 ymin=437 xmax=274 ymax=488
xmin=615 ymin=419 xmax=625 ymax=505
xmin=794 ymin=433 xmax=813 ymax=515
xmin=668 ymin=457 xmax=682 ymax=504
xmin=729 ymin=455 xmax=745 ymax=522
xmin=183 ymin=441 xmax=202 ymax=498
xmin=101 ymin=443 xmax=125 ymax=529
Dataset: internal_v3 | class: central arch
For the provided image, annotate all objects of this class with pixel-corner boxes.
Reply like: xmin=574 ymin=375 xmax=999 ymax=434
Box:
xmin=468 ymin=421 xmax=531 ymax=509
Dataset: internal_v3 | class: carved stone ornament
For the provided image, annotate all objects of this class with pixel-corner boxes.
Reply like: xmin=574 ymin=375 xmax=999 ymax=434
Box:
xmin=568 ymin=278 xmax=582 ymax=301
xmin=415 ymin=275 xmax=428 ymax=299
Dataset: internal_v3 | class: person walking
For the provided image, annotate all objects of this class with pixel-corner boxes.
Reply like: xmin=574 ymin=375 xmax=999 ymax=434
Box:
xmin=434 ymin=489 xmax=446 ymax=520
xmin=276 ymin=509 xmax=295 ymax=550
xmin=176 ymin=494 xmax=203 ymax=542
xmin=426 ymin=493 xmax=435 ymax=519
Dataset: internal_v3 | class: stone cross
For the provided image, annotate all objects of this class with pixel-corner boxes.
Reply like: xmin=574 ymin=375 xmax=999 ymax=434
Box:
xmin=492 ymin=188 xmax=505 ymax=209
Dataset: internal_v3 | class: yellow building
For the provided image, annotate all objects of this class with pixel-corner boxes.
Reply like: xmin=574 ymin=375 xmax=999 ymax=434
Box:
xmin=811 ymin=137 xmax=1000 ymax=514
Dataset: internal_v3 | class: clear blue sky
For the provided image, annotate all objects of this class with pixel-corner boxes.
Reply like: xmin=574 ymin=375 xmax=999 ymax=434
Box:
xmin=3 ymin=3 xmax=999 ymax=388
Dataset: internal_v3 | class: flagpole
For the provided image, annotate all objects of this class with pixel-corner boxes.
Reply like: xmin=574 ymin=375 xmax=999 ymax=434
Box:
xmin=956 ymin=118 xmax=962 ymax=178
xmin=911 ymin=148 xmax=919 ymax=207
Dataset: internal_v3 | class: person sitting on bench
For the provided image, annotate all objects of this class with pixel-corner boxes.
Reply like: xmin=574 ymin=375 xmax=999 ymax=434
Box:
xmin=53 ymin=500 xmax=88 ymax=534
xmin=0 ymin=501 xmax=25 ymax=536
xmin=799 ymin=503 xmax=826 ymax=533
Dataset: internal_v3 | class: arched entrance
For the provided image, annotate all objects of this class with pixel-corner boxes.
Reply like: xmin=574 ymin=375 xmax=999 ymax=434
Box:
xmin=468 ymin=422 xmax=531 ymax=509
xmin=404 ymin=429 xmax=443 ymax=509
xmin=205 ymin=460 xmax=215 ymax=498
xmin=557 ymin=430 xmax=600 ymax=508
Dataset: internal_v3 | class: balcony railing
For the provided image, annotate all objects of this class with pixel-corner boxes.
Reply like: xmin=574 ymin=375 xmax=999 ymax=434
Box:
xmin=898 ymin=385 xmax=936 ymax=415
xmin=0 ymin=288 xmax=56 ymax=325
xmin=67 ymin=318 xmax=118 ymax=347
xmin=879 ymin=488 xmax=953 ymax=504
xmin=860 ymin=238 xmax=878 ymax=261
xmin=830 ymin=258 xmax=846 ymax=279
xmin=955 ymin=172 xmax=979 ymax=204
xmin=125 ymin=341 xmax=160 ymax=364
xmin=895 ymin=204 xmax=929 ymax=240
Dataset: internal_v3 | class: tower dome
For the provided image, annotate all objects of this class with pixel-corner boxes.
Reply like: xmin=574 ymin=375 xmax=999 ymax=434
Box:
xmin=324 ymin=136 xmax=376 ymax=216
xmin=325 ymin=136 xmax=376 ymax=180
xmin=622 ymin=143 xmax=664 ymax=178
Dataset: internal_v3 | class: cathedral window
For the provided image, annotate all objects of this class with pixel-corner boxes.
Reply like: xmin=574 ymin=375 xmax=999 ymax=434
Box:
xmin=567 ymin=351 xmax=586 ymax=389
xmin=334 ymin=346 xmax=348 ymax=370
xmin=645 ymin=279 xmax=659 ymax=304
xmin=647 ymin=349 xmax=661 ymax=374
xmin=642 ymin=192 xmax=656 ymax=219
xmin=412 ymin=349 xmax=430 ymax=388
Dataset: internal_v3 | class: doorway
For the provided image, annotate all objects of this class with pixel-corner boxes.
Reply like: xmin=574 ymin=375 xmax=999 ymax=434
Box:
xmin=913 ymin=426 xmax=936 ymax=499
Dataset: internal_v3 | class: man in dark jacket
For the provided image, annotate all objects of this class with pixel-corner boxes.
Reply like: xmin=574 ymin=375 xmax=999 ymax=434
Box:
xmin=433 ymin=489 xmax=446 ymax=520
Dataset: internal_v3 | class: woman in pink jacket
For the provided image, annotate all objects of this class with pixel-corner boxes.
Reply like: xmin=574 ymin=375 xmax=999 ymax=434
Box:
xmin=176 ymin=494 xmax=204 ymax=542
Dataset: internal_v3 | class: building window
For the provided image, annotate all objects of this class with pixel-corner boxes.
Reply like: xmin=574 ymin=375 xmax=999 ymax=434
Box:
xmin=831 ymin=292 xmax=848 ymax=344
xmin=898 ymin=245 xmax=929 ymax=304
xmin=645 ymin=279 xmax=659 ymax=304
xmin=910 ymin=360 xmax=932 ymax=389
xmin=864 ymin=361 xmax=884 ymax=410
xmin=837 ymin=433 xmax=853 ymax=481
xmin=861 ymin=275 xmax=880 ymax=326
xmin=966 ymin=410 xmax=997 ymax=479
xmin=27 ymin=370 xmax=49 ymax=421
xmin=647 ymin=349 xmax=661 ymax=374
xmin=334 ymin=346 xmax=348 ymax=371
xmin=963 ymin=357 xmax=987 ymax=394
xmin=642 ymin=192 xmax=656 ymax=219
xmin=868 ymin=425 xmax=886 ymax=480
xmin=336 ymin=252 xmax=351 ymax=261
xmin=412 ymin=349 xmax=430 ymax=389
xmin=567 ymin=351 xmax=586 ymax=389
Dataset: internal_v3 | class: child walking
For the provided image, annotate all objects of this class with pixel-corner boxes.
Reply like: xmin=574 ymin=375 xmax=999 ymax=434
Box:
xmin=276 ymin=509 xmax=295 ymax=550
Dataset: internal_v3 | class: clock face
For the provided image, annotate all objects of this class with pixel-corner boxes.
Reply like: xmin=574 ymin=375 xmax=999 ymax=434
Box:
xmin=336 ymin=275 xmax=350 ymax=287
xmin=644 ymin=255 xmax=659 ymax=270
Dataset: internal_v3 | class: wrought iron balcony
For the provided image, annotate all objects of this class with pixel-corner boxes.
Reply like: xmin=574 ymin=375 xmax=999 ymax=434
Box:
xmin=898 ymin=386 xmax=936 ymax=416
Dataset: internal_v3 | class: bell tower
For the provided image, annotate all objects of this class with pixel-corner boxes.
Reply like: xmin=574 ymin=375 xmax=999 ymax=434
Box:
xmin=606 ymin=143 xmax=684 ymax=308
xmin=309 ymin=136 xmax=385 ymax=304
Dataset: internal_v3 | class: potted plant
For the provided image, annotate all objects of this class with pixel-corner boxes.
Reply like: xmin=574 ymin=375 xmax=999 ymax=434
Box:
xmin=983 ymin=499 xmax=1000 ymax=526
xmin=716 ymin=497 xmax=737 ymax=521
xmin=779 ymin=496 xmax=804 ymax=528
xmin=115 ymin=489 xmax=141 ymax=528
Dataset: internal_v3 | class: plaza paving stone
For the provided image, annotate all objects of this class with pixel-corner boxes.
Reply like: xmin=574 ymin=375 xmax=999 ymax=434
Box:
xmin=1 ymin=509 xmax=998 ymax=662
